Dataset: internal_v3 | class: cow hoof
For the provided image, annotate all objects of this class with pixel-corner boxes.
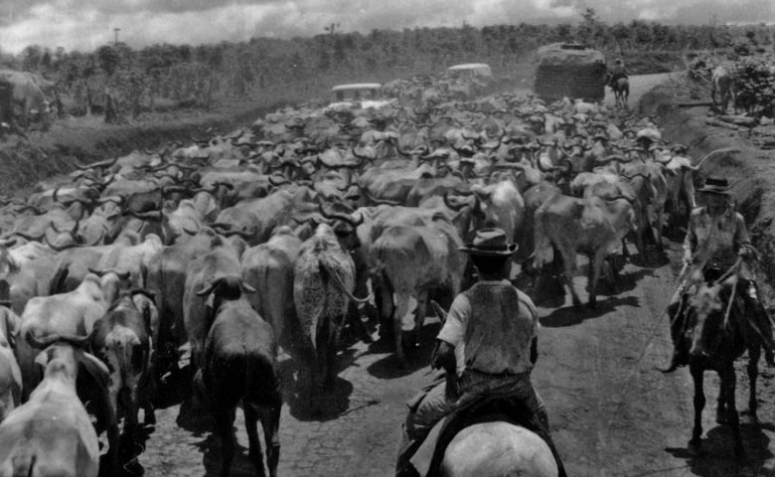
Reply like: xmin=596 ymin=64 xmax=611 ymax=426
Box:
xmin=586 ymin=299 xmax=598 ymax=310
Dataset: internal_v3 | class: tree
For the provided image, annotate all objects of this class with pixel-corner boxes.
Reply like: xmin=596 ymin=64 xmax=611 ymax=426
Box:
xmin=96 ymin=45 xmax=121 ymax=77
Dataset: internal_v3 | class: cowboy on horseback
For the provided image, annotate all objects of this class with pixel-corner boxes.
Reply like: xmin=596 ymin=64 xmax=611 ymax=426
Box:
xmin=608 ymin=58 xmax=628 ymax=88
xmin=666 ymin=176 xmax=775 ymax=369
xmin=396 ymin=228 xmax=566 ymax=477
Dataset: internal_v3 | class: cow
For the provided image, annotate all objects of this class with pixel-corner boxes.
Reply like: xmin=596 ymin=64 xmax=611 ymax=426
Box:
xmin=90 ymin=290 xmax=156 ymax=447
xmin=13 ymin=333 xmax=117 ymax=477
xmin=193 ymin=275 xmax=282 ymax=477
xmin=469 ymin=179 xmax=525 ymax=246
xmin=0 ymin=337 xmax=103 ymax=477
xmin=0 ymin=69 xmax=50 ymax=128
xmin=0 ymin=303 xmax=20 ymax=424
xmin=533 ymin=194 xmax=638 ymax=307
xmin=145 ymin=227 xmax=220 ymax=383
xmin=293 ymin=223 xmax=367 ymax=410
xmin=371 ymin=215 xmax=466 ymax=365
xmin=241 ymin=226 xmax=302 ymax=346
xmin=182 ymin=234 xmax=247 ymax=372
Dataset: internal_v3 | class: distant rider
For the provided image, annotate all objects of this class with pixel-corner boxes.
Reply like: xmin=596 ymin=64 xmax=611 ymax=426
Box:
xmin=395 ymin=228 xmax=566 ymax=477
xmin=665 ymin=176 xmax=775 ymax=369
xmin=608 ymin=58 xmax=628 ymax=88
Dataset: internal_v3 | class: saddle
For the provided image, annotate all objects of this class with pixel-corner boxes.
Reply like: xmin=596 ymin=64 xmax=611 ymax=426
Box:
xmin=411 ymin=394 xmax=547 ymax=477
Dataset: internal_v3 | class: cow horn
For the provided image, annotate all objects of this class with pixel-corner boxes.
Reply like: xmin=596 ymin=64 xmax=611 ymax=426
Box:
xmin=210 ymin=222 xmax=232 ymax=231
xmin=16 ymin=204 xmax=45 ymax=215
xmin=128 ymin=210 xmax=162 ymax=221
xmin=268 ymin=175 xmax=289 ymax=186
xmin=317 ymin=202 xmax=362 ymax=227
xmin=220 ymin=228 xmax=255 ymax=239
xmin=362 ymin=189 xmax=401 ymax=206
xmin=693 ymin=147 xmax=741 ymax=170
xmin=26 ymin=332 xmax=91 ymax=349
xmin=0 ymin=237 xmax=17 ymax=247
xmin=182 ymin=224 xmax=199 ymax=235
xmin=8 ymin=230 xmax=45 ymax=242
xmin=443 ymin=192 xmax=468 ymax=211
xmin=75 ymin=156 xmax=119 ymax=171
xmin=597 ymin=154 xmax=632 ymax=165
xmin=130 ymin=288 xmax=157 ymax=302
xmin=43 ymin=234 xmax=80 ymax=251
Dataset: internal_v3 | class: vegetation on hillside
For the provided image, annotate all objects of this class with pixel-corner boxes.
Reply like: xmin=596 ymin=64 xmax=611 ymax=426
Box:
xmin=1 ymin=9 xmax=774 ymax=120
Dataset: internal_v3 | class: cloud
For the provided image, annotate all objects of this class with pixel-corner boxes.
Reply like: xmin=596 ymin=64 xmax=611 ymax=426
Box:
xmin=0 ymin=0 xmax=774 ymax=54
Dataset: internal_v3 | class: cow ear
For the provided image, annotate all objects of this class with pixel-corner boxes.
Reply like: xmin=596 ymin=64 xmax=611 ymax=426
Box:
xmin=34 ymin=347 xmax=52 ymax=369
xmin=4 ymin=309 xmax=19 ymax=343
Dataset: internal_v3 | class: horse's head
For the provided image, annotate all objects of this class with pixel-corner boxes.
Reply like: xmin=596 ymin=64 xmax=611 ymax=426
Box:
xmin=687 ymin=281 xmax=728 ymax=361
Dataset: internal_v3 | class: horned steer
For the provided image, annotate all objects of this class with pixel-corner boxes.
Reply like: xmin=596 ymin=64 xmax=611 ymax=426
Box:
xmin=293 ymin=223 xmax=365 ymax=411
xmin=0 ymin=336 xmax=108 ymax=477
xmin=91 ymin=291 xmax=156 ymax=446
xmin=0 ymin=306 xmax=20 ymax=423
xmin=533 ymin=194 xmax=637 ymax=307
xmin=194 ymin=275 xmax=282 ymax=477
xmin=371 ymin=213 xmax=466 ymax=365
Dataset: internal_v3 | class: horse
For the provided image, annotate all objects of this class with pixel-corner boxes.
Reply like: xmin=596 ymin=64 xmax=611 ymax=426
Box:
xmin=665 ymin=275 xmax=762 ymax=460
xmin=439 ymin=422 xmax=559 ymax=477
xmin=608 ymin=75 xmax=629 ymax=109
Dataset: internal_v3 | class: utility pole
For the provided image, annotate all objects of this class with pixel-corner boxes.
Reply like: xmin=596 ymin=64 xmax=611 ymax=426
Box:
xmin=113 ymin=28 xmax=121 ymax=45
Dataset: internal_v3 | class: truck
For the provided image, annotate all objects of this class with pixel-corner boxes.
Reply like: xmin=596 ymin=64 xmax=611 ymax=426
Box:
xmin=533 ymin=43 xmax=607 ymax=103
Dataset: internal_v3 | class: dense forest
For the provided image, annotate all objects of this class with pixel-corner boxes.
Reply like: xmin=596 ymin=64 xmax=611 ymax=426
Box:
xmin=1 ymin=9 xmax=773 ymax=118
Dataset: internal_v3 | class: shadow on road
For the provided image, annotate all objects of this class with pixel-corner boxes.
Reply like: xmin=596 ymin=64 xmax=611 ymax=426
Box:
xmin=278 ymin=354 xmax=356 ymax=422
xmin=665 ymin=421 xmax=774 ymax=477
xmin=540 ymin=295 xmax=641 ymax=328
xmin=195 ymin=433 xmax=261 ymax=477
xmin=365 ymin=322 xmax=439 ymax=379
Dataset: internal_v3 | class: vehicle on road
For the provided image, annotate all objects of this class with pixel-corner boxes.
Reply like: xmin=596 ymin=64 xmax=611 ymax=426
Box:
xmin=533 ymin=43 xmax=607 ymax=103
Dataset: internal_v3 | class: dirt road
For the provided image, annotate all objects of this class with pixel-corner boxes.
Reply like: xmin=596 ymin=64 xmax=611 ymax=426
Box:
xmin=104 ymin=72 xmax=775 ymax=476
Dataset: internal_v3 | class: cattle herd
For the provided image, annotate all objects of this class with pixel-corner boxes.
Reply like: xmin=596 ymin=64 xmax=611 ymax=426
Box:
xmin=0 ymin=74 xmax=722 ymax=476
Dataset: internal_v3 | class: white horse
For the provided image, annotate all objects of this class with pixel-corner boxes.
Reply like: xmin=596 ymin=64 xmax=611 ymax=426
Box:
xmin=439 ymin=422 xmax=559 ymax=477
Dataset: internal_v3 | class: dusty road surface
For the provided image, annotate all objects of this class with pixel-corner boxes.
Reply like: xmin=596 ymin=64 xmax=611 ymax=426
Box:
xmin=88 ymin=71 xmax=773 ymax=477
xmin=136 ymin=237 xmax=775 ymax=477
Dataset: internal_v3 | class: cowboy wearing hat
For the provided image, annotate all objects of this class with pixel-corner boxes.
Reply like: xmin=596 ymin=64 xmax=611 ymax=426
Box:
xmin=396 ymin=228 xmax=566 ymax=477
xmin=666 ymin=177 xmax=775 ymax=368
xmin=608 ymin=57 xmax=628 ymax=88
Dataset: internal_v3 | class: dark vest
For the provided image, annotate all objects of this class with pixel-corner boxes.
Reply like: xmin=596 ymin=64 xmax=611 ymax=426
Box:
xmin=462 ymin=281 xmax=536 ymax=375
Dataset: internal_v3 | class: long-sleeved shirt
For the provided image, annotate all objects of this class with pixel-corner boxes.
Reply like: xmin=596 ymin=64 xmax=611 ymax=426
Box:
xmin=683 ymin=206 xmax=750 ymax=271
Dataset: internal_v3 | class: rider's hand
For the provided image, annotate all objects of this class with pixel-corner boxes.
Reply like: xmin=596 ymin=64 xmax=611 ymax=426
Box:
xmin=739 ymin=244 xmax=759 ymax=261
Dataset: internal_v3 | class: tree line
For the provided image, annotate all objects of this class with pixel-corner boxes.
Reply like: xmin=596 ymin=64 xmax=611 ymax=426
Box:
xmin=0 ymin=10 xmax=772 ymax=121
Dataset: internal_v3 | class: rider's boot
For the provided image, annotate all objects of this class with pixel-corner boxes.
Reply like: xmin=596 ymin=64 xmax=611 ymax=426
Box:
xmin=665 ymin=299 xmax=689 ymax=370
xmin=752 ymin=302 xmax=775 ymax=367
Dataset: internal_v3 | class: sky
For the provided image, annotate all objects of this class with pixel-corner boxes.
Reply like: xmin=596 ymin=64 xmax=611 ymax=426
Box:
xmin=0 ymin=0 xmax=773 ymax=55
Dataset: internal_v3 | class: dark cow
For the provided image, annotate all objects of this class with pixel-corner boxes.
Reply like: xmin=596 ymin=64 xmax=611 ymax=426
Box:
xmin=194 ymin=275 xmax=282 ymax=477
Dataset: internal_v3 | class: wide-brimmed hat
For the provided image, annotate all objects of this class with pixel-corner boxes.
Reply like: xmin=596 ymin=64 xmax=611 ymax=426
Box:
xmin=698 ymin=176 xmax=732 ymax=195
xmin=636 ymin=128 xmax=661 ymax=143
xmin=0 ymin=280 xmax=10 ymax=307
xmin=460 ymin=228 xmax=517 ymax=257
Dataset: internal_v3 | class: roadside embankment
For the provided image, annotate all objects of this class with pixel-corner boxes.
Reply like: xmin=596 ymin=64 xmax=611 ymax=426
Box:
xmin=640 ymin=85 xmax=775 ymax=300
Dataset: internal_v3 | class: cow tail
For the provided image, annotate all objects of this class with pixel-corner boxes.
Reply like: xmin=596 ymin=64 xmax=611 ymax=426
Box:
xmin=532 ymin=212 xmax=551 ymax=269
